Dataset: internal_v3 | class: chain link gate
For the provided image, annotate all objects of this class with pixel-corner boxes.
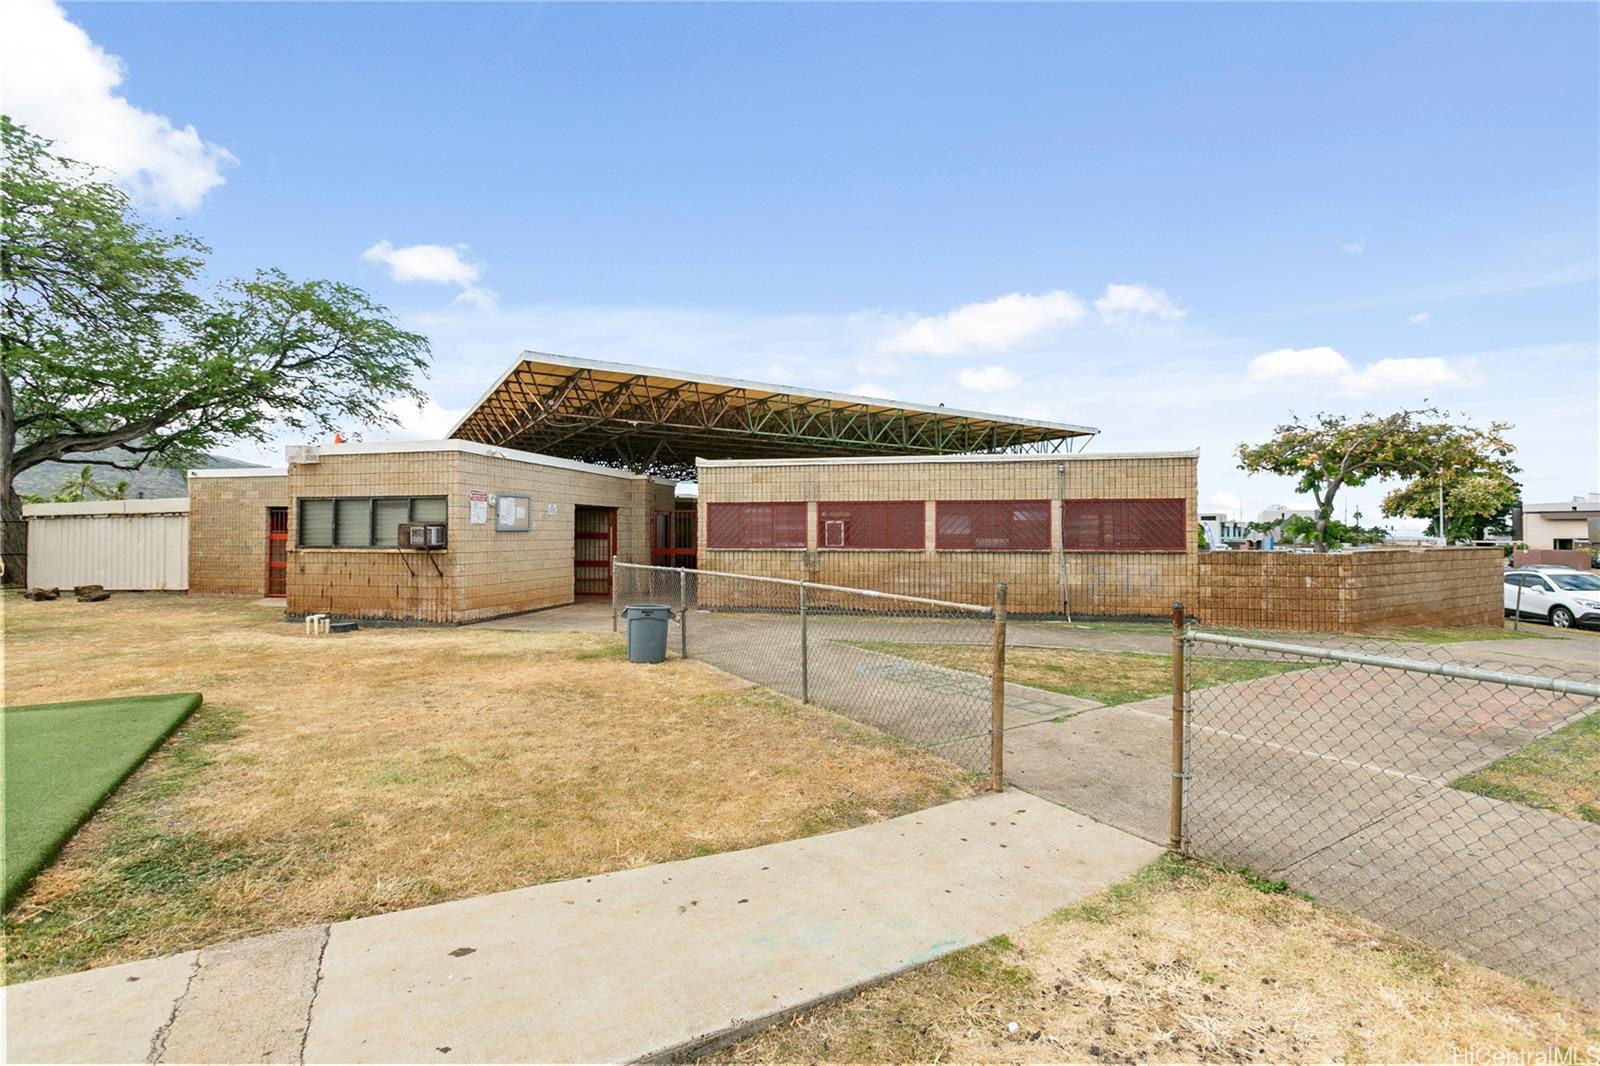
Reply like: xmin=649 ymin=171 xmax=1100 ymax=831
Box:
xmin=1172 ymin=613 xmax=1600 ymax=1006
xmin=613 ymin=560 xmax=1008 ymax=786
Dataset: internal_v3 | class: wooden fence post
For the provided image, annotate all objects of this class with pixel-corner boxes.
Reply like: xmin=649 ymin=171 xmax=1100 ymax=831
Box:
xmin=1170 ymin=601 xmax=1186 ymax=852
xmin=991 ymin=582 xmax=1008 ymax=792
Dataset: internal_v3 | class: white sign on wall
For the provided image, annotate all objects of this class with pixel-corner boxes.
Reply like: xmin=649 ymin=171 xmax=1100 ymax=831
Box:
xmin=469 ymin=489 xmax=489 ymax=525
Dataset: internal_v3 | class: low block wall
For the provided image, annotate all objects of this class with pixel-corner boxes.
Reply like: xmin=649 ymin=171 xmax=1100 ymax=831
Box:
xmin=1512 ymin=549 xmax=1591 ymax=571
xmin=1195 ymin=547 xmax=1503 ymax=631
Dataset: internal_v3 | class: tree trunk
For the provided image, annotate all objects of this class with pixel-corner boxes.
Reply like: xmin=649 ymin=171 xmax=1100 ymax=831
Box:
xmin=0 ymin=365 xmax=23 ymax=586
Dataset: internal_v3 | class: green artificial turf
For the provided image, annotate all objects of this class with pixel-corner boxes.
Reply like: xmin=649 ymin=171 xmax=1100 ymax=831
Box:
xmin=3 ymin=693 xmax=202 ymax=908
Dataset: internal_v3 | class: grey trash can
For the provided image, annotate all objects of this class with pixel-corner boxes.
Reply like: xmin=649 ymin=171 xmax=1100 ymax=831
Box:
xmin=620 ymin=604 xmax=674 ymax=663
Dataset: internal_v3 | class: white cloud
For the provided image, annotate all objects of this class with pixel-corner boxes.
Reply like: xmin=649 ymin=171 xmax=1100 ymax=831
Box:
xmin=849 ymin=382 xmax=893 ymax=398
xmin=1206 ymin=491 xmax=1243 ymax=516
xmin=1 ymin=0 xmax=236 ymax=211
xmin=1408 ymin=311 xmax=1431 ymax=325
xmin=875 ymin=290 xmax=1086 ymax=355
xmin=1341 ymin=238 xmax=1366 ymax=255
xmin=362 ymin=240 xmax=480 ymax=285
xmin=1246 ymin=346 xmax=1475 ymax=395
xmin=1094 ymin=283 xmax=1185 ymax=324
xmin=1246 ymin=346 xmax=1353 ymax=383
xmin=362 ymin=240 xmax=497 ymax=310
xmin=957 ymin=365 xmax=1020 ymax=392
xmin=377 ymin=397 xmax=467 ymax=440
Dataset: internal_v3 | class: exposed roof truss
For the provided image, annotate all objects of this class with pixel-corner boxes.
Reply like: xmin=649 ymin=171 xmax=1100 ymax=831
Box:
xmin=449 ymin=353 xmax=1097 ymax=479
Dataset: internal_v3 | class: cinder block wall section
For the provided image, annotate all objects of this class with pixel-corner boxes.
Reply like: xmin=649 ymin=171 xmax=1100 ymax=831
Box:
xmin=449 ymin=451 xmax=665 ymax=621
xmin=187 ymin=471 xmax=289 ymax=596
xmin=287 ymin=450 xmax=461 ymax=622
xmin=1189 ymin=547 xmax=1503 ymax=631
xmin=283 ymin=443 xmax=668 ymax=624
xmin=697 ymin=452 xmax=1199 ymax=614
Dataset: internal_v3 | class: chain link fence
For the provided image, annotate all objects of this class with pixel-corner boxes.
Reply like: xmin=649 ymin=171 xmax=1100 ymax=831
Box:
xmin=1178 ymin=625 xmax=1600 ymax=1005
xmin=613 ymin=561 xmax=1006 ymax=780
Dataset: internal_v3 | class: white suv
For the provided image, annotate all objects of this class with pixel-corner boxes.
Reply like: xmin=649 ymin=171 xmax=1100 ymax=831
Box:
xmin=1504 ymin=568 xmax=1600 ymax=629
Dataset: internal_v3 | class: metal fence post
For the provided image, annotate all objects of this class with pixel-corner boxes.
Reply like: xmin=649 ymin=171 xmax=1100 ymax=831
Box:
xmin=611 ymin=555 xmax=619 ymax=633
xmin=990 ymin=582 xmax=1008 ymax=792
xmin=799 ymin=582 xmax=809 ymax=704
xmin=1513 ymin=581 xmax=1522 ymax=632
xmin=1170 ymin=601 xmax=1186 ymax=852
xmin=678 ymin=567 xmax=688 ymax=658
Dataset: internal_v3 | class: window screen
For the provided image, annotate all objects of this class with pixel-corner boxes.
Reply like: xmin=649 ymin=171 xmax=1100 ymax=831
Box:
xmin=705 ymin=502 xmax=807 ymax=548
xmin=334 ymin=499 xmax=371 ymax=547
xmin=817 ymin=501 xmax=924 ymax=550
xmin=372 ymin=499 xmax=410 ymax=548
xmin=298 ymin=499 xmax=335 ymax=547
xmin=935 ymin=500 xmax=1050 ymax=551
xmin=297 ymin=496 xmax=448 ymax=548
xmin=411 ymin=496 xmax=448 ymax=524
xmin=1062 ymin=498 xmax=1186 ymax=552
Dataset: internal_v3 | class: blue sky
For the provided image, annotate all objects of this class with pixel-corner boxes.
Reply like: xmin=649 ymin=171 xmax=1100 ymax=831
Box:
xmin=9 ymin=2 xmax=1597 ymax=525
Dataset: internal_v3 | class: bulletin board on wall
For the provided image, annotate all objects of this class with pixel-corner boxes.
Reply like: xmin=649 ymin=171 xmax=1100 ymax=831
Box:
xmin=495 ymin=493 xmax=532 ymax=531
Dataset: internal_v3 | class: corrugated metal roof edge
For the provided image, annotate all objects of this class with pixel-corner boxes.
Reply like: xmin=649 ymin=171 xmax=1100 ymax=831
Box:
xmin=696 ymin=449 xmax=1200 ymax=469
xmin=444 ymin=351 xmax=1100 ymax=440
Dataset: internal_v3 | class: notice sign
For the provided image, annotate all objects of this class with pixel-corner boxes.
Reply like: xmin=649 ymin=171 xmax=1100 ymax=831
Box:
xmin=469 ymin=489 xmax=489 ymax=525
xmin=496 ymin=493 xmax=532 ymax=532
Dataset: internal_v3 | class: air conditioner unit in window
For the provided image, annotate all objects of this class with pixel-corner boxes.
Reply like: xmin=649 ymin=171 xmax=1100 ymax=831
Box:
xmin=397 ymin=522 xmax=448 ymax=550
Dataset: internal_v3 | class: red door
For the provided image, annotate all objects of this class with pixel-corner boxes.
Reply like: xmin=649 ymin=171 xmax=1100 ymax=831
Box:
xmin=266 ymin=507 xmax=288 ymax=597
xmin=574 ymin=507 xmax=617 ymax=596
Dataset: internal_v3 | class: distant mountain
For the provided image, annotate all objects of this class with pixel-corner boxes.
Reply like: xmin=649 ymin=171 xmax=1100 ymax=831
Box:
xmin=15 ymin=449 xmax=264 ymax=501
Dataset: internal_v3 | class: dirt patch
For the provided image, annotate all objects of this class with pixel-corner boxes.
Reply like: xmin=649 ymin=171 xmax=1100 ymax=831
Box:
xmin=711 ymin=857 xmax=1598 ymax=1064
xmin=2 ymin=594 xmax=974 ymax=982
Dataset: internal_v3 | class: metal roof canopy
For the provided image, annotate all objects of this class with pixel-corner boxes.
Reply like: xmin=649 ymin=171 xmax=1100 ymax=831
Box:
xmin=448 ymin=352 xmax=1098 ymax=479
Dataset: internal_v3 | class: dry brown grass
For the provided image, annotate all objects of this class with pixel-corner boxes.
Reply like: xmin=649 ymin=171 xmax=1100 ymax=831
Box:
xmin=2 ymin=594 xmax=974 ymax=982
xmin=712 ymin=858 xmax=1599 ymax=1064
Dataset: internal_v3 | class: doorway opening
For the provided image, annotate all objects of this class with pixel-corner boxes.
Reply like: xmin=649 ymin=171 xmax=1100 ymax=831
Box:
xmin=266 ymin=507 xmax=288 ymax=598
xmin=574 ymin=506 xmax=617 ymax=597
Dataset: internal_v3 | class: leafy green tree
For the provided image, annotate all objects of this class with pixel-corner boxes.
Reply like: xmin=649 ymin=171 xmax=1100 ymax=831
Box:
xmin=1 ymin=117 xmax=430 ymax=582
xmin=1381 ymin=454 xmax=1520 ymax=544
xmin=1236 ymin=409 xmax=1515 ymax=552
xmin=1261 ymin=514 xmax=1386 ymax=550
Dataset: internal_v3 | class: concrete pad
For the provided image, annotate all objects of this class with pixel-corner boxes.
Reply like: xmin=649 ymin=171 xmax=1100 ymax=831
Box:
xmin=1004 ymin=702 xmax=1171 ymax=844
xmin=304 ymin=791 xmax=1160 ymax=1063
xmin=3 ymin=951 xmax=198 ymax=1064
xmin=158 ymin=925 xmax=328 ymax=1064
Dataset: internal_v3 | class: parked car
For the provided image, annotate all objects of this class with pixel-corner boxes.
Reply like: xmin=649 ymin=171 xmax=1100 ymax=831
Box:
xmin=1504 ymin=568 xmax=1600 ymax=629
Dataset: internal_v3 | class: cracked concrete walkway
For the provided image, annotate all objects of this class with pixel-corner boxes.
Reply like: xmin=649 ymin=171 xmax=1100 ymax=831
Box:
xmin=2 ymin=791 xmax=1158 ymax=1064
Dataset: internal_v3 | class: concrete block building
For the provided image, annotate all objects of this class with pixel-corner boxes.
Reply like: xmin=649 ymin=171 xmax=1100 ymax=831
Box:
xmin=191 ymin=440 xmax=673 ymax=623
xmin=696 ymin=451 xmax=1198 ymax=615
xmin=181 ymin=351 xmax=1499 ymax=629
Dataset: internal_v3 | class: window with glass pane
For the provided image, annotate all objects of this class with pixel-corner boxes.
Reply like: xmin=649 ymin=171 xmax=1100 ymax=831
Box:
xmin=372 ymin=499 xmax=410 ymax=547
xmin=298 ymin=499 xmax=334 ymax=547
xmin=334 ymin=499 xmax=371 ymax=547
xmin=410 ymin=497 xmax=448 ymax=524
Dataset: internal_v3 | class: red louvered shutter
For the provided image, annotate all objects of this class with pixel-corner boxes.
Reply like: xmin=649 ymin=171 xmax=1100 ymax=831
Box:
xmin=1061 ymin=499 xmax=1186 ymax=552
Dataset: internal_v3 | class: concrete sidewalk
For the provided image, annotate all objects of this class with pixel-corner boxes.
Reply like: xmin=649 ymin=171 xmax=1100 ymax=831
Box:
xmin=3 ymin=791 xmax=1159 ymax=1064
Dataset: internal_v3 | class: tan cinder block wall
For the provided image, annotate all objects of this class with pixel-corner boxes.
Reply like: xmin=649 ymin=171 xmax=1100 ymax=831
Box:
xmin=449 ymin=452 xmax=657 ymax=621
xmin=287 ymin=451 xmax=461 ymax=622
xmin=1195 ymin=547 xmax=1503 ymax=631
xmin=188 ymin=474 xmax=288 ymax=596
xmin=285 ymin=449 xmax=661 ymax=624
xmin=697 ymin=454 xmax=1199 ymax=614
